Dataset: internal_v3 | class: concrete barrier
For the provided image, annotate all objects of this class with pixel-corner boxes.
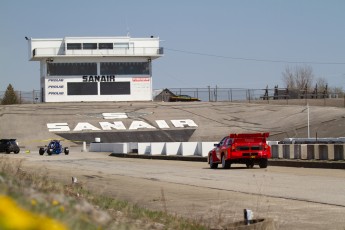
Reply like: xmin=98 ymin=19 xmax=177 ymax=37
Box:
xmin=151 ymin=142 xmax=166 ymax=155
xmin=278 ymin=144 xmax=283 ymax=158
xmin=90 ymin=143 xmax=128 ymax=153
xmin=294 ymin=145 xmax=301 ymax=159
xmin=271 ymin=145 xmax=279 ymax=158
xmin=128 ymin=142 xmax=138 ymax=153
xmin=328 ymin=144 xmax=335 ymax=160
xmin=165 ymin=142 xmax=181 ymax=156
xmin=314 ymin=144 xmax=320 ymax=160
xmin=300 ymin=144 xmax=307 ymax=160
xmin=89 ymin=143 xmax=100 ymax=152
xmin=283 ymin=144 xmax=294 ymax=159
xmin=112 ymin=143 xmax=128 ymax=154
xmin=201 ymin=142 xmax=217 ymax=157
xmin=307 ymin=145 xmax=315 ymax=159
xmin=319 ymin=145 xmax=329 ymax=160
xmin=91 ymin=142 xmax=344 ymax=161
xmin=334 ymin=144 xmax=345 ymax=160
xmin=181 ymin=142 xmax=198 ymax=156
xmin=101 ymin=143 xmax=114 ymax=152
xmin=138 ymin=142 xmax=151 ymax=155
xmin=271 ymin=144 xmax=344 ymax=161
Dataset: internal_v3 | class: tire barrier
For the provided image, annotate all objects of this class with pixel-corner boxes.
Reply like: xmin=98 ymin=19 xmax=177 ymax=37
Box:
xmin=271 ymin=144 xmax=345 ymax=161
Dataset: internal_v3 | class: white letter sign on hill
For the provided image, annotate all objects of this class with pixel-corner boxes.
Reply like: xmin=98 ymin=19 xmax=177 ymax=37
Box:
xmin=171 ymin=119 xmax=198 ymax=128
xmin=47 ymin=123 xmax=70 ymax=132
xmin=155 ymin=120 xmax=170 ymax=128
xmin=102 ymin=113 xmax=128 ymax=119
xmin=73 ymin=122 xmax=100 ymax=131
xmin=99 ymin=122 xmax=126 ymax=130
xmin=129 ymin=121 xmax=156 ymax=130
xmin=46 ymin=113 xmax=199 ymax=132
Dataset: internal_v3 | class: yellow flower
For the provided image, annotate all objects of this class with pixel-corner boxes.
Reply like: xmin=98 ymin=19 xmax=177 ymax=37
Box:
xmin=59 ymin=205 xmax=65 ymax=213
xmin=0 ymin=196 xmax=35 ymax=229
xmin=31 ymin=199 xmax=37 ymax=206
xmin=0 ymin=195 xmax=68 ymax=230
xmin=36 ymin=216 xmax=68 ymax=230
xmin=52 ymin=200 xmax=59 ymax=206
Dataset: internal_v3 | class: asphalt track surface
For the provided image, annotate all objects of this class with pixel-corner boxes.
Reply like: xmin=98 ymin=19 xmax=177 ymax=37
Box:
xmin=1 ymin=102 xmax=345 ymax=229
xmin=5 ymin=151 xmax=345 ymax=230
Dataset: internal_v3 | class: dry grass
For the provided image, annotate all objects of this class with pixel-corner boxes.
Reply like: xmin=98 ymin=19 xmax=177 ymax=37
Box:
xmin=0 ymin=156 xmax=207 ymax=230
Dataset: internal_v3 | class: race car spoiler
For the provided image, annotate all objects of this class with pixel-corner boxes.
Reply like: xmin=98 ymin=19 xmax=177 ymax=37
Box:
xmin=229 ymin=133 xmax=269 ymax=138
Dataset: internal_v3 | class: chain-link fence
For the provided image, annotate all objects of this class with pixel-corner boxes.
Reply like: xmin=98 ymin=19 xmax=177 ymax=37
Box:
xmin=161 ymin=87 xmax=263 ymax=102
xmin=153 ymin=87 xmax=345 ymax=107
xmin=157 ymin=87 xmax=344 ymax=101
xmin=0 ymin=88 xmax=344 ymax=106
xmin=0 ymin=90 xmax=41 ymax=104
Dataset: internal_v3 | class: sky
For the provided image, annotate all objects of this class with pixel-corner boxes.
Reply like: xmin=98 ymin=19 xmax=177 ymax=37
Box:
xmin=0 ymin=0 xmax=345 ymax=92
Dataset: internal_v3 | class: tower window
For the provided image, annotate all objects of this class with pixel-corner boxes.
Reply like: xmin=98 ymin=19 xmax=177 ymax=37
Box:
xmin=67 ymin=43 xmax=82 ymax=50
xmin=83 ymin=43 xmax=97 ymax=49
xmin=99 ymin=43 xmax=113 ymax=49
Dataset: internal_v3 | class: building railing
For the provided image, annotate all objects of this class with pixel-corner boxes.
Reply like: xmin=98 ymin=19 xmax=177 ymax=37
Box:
xmin=32 ymin=47 xmax=164 ymax=58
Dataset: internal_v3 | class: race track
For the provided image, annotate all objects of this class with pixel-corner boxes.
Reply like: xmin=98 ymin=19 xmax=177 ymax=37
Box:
xmin=6 ymin=151 xmax=345 ymax=230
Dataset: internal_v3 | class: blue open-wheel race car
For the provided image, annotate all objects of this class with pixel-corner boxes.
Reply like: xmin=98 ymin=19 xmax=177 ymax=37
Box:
xmin=39 ymin=140 xmax=69 ymax=155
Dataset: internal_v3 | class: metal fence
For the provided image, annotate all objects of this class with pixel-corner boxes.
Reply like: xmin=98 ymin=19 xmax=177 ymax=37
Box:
xmin=0 ymin=88 xmax=344 ymax=106
xmin=162 ymin=87 xmax=344 ymax=102
xmin=163 ymin=87 xmax=263 ymax=102
xmin=0 ymin=90 xmax=41 ymax=104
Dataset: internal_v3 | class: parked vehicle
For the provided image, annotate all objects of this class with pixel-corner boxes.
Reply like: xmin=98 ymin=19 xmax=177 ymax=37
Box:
xmin=39 ymin=140 xmax=69 ymax=155
xmin=169 ymin=95 xmax=200 ymax=102
xmin=0 ymin=139 xmax=20 ymax=154
xmin=208 ymin=133 xmax=271 ymax=169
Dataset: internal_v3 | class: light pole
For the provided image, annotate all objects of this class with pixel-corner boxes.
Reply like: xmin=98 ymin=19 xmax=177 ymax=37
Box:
xmin=307 ymin=103 xmax=310 ymax=138
xmin=302 ymin=104 xmax=310 ymax=138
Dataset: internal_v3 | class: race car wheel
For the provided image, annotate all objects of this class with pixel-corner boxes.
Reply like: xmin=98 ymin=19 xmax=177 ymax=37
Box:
xmin=259 ymin=159 xmax=268 ymax=168
xmin=5 ymin=149 xmax=10 ymax=154
xmin=246 ymin=161 xmax=254 ymax=168
xmin=64 ymin=147 xmax=69 ymax=155
xmin=47 ymin=149 xmax=53 ymax=156
xmin=222 ymin=155 xmax=231 ymax=169
xmin=39 ymin=148 xmax=45 ymax=155
xmin=209 ymin=155 xmax=218 ymax=169
xmin=14 ymin=150 xmax=19 ymax=154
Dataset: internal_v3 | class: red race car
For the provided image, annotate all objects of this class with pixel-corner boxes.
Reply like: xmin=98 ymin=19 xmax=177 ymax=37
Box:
xmin=208 ymin=133 xmax=271 ymax=169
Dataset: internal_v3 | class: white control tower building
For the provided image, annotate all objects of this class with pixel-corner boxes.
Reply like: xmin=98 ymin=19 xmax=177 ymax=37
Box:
xmin=27 ymin=36 xmax=163 ymax=102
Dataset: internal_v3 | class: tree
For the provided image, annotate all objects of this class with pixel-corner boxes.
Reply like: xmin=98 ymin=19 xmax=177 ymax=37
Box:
xmin=315 ymin=77 xmax=328 ymax=94
xmin=282 ymin=66 xmax=295 ymax=89
xmin=330 ymin=86 xmax=344 ymax=97
xmin=282 ymin=65 xmax=314 ymax=90
xmin=1 ymin=84 xmax=19 ymax=105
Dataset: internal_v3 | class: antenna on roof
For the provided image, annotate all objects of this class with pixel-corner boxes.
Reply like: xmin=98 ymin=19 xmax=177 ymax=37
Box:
xmin=125 ymin=17 xmax=130 ymax=37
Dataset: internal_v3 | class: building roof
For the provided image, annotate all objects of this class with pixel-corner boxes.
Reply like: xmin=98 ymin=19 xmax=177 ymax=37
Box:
xmin=27 ymin=36 xmax=163 ymax=61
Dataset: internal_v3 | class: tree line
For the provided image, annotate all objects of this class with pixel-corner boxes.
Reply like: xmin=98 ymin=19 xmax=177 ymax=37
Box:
xmin=281 ymin=65 xmax=343 ymax=96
